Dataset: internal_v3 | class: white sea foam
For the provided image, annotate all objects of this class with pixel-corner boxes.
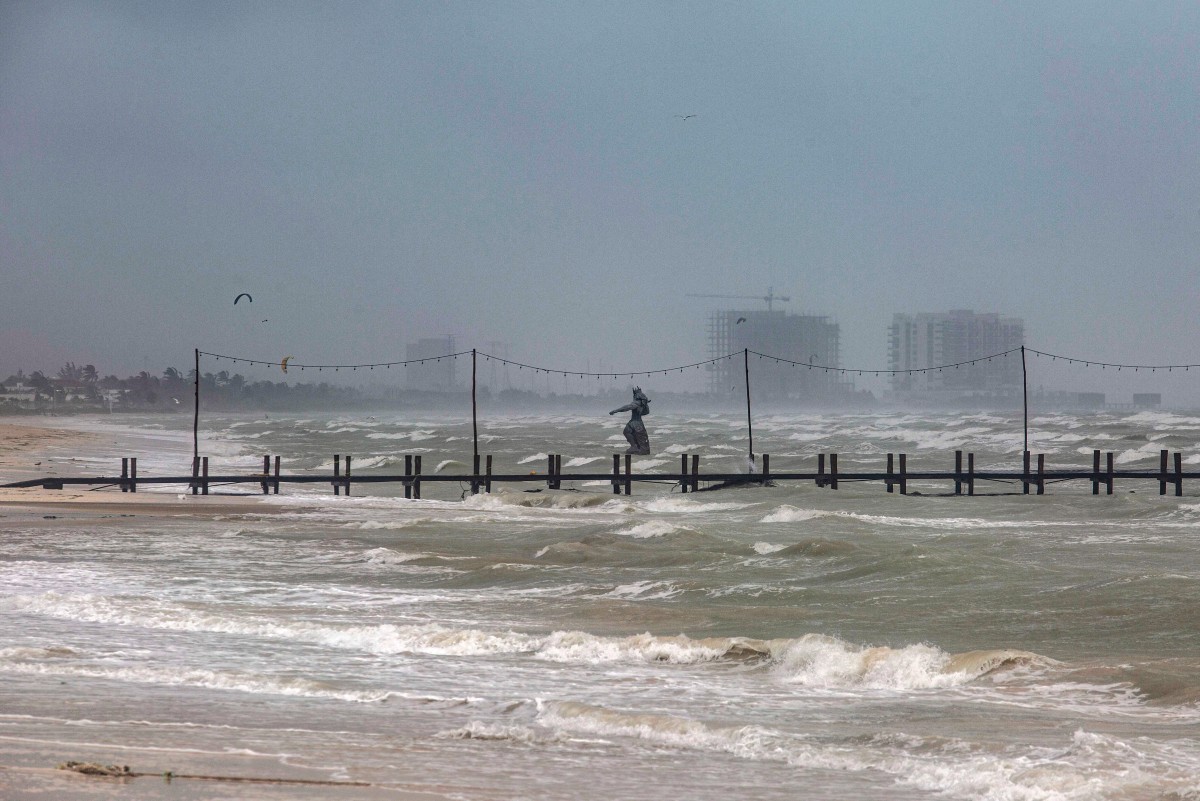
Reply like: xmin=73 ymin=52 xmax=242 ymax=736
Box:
xmin=565 ymin=456 xmax=603 ymax=467
xmin=341 ymin=518 xmax=433 ymax=530
xmin=753 ymin=542 xmax=788 ymax=554
xmin=518 ymin=452 xmax=549 ymax=465
xmin=361 ymin=547 xmax=428 ymax=565
xmin=535 ymin=702 xmax=1200 ymax=801
xmin=600 ymin=581 xmax=684 ymax=601
xmin=366 ymin=431 xmax=437 ymax=441
xmin=760 ymin=505 xmax=830 ymax=523
xmin=0 ymin=659 xmax=390 ymax=702
xmin=613 ymin=521 xmax=689 ymax=539
xmin=639 ymin=497 xmax=754 ymax=513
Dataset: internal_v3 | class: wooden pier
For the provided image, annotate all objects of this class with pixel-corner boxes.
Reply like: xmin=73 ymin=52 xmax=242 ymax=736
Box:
xmin=3 ymin=449 xmax=1196 ymax=498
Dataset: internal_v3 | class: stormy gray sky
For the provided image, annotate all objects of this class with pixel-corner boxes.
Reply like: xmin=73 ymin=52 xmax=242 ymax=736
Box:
xmin=3 ymin=1 xmax=1199 ymax=399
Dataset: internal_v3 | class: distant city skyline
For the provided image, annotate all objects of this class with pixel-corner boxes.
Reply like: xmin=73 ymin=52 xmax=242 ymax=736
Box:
xmin=5 ymin=3 xmax=1200 ymax=402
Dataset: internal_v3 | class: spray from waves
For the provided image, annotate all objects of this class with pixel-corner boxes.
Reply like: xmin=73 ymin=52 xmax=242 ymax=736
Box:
xmin=361 ymin=547 xmax=431 ymax=565
xmin=4 ymin=592 xmax=1052 ymax=684
xmin=533 ymin=702 xmax=1200 ymax=801
xmin=639 ymin=497 xmax=756 ymax=514
xmin=463 ymin=491 xmax=617 ymax=511
xmin=752 ymin=539 xmax=858 ymax=557
xmin=760 ymin=505 xmax=832 ymax=523
xmin=366 ymin=431 xmax=437 ymax=441
xmin=772 ymin=635 xmax=1051 ymax=690
xmin=613 ymin=521 xmax=695 ymax=539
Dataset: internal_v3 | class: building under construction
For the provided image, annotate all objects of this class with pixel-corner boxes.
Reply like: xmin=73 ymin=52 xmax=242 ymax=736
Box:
xmin=706 ymin=309 xmax=846 ymax=401
xmin=888 ymin=310 xmax=1024 ymax=401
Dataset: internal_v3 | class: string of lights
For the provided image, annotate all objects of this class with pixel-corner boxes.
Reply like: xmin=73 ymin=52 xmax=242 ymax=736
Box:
xmin=746 ymin=347 xmax=1022 ymax=376
xmin=197 ymin=349 xmax=474 ymax=372
xmin=197 ymin=345 xmax=1200 ymax=379
xmin=474 ymin=351 xmax=738 ymax=378
xmin=1027 ymin=348 xmax=1199 ymax=372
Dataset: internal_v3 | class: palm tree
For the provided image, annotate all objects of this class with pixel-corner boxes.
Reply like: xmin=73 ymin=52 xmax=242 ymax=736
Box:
xmin=163 ymin=367 xmax=182 ymax=382
xmin=57 ymin=362 xmax=83 ymax=382
xmin=82 ymin=365 xmax=98 ymax=384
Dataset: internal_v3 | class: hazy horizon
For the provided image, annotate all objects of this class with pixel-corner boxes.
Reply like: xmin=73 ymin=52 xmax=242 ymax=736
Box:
xmin=5 ymin=2 xmax=1200 ymax=403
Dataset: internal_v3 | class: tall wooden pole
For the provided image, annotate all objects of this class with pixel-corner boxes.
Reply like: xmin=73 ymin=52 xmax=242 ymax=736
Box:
xmin=744 ymin=348 xmax=754 ymax=462
xmin=471 ymin=348 xmax=479 ymax=459
xmin=1021 ymin=345 xmax=1028 ymax=454
xmin=193 ymin=348 xmax=200 ymax=460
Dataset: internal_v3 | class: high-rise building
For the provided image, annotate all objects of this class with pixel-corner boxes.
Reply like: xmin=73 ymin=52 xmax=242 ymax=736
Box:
xmin=888 ymin=310 xmax=1024 ymax=397
xmin=706 ymin=309 xmax=845 ymax=400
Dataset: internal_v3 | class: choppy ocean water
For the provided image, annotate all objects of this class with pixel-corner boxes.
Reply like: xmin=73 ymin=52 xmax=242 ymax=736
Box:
xmin=2 ymin=409 xmax=1199 ymax=799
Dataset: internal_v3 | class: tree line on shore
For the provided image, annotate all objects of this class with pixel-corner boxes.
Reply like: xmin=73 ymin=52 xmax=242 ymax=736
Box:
xmin=0 ymin=363 xmax=362 ymax=412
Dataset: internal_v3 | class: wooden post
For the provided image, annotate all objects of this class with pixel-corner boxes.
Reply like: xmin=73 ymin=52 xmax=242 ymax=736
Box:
xmin=472 ymin=454 xmax=481 ymax=495
xmin=555 ymin=454 xmax=562 ymax=490
xmin=193 ymin=348 xmax=200 ymax=461
xmin=485 ymin=454 xmax=493 ymax=493
xmin=817 ymin=453 xmax=826 ymax=488
xmin=261 ymin=455 xmax=270 ymax=495
xmin=761 ymin=453 xmax=770 ymax=486
xmin=334 ymin=455 xmax=341 ymax=496
xmin=202 ymin=456 xmax=209 ymax=495
xmin=680 ymin=454 xmax=689 ymax=493
xmin=830 ymin=453 xmax=838 ymax=490
xmin=413 ymin=455 xmax=422 ymax=499
xmin=344 ymin=455 xmax=352 ymax=496
xmin=744 ymin=348 xmax=754 ymax=464
xmin=886 ymin=453 xmax=894 ymax=493
xmin=547 ymin=454 xmax=554 ymax=490
xmin=121 ymin=458 xmax=129 ymax=492
xmin=954 ymin=450 xmax=963 ymax=495
xmin=191 ymin=456 xmax=199 ymax=495
xmin=1106 ymin=451 xmax=1114 ymax=495
xmin=624 ymin=454 xmax=632 ymax=495
xmin=130 ymin=458 xmax=137 ymax=493
xmin=690 ymin=454 xmax=699 ymax=492
xmin=1021 ymin=345 xmax=1028 ymax=454
xmin=1022 ymin=450 xmax=1031 ymax=495
xmin=967 ymin=452 xmax=975 ymax=496
xmin=1174 ymin=452 xmax=1183 ymax=496
xmin=273 ymin=455 xmax=280 ymax=494
xmin=612 ymin=454 xmax=620 ymax=494
xmin=1159 ymin=449 xmax=1169 ymax=496
xmin=1092 ymin=449 xmax=1101 ymax=495
xmin=404 ymin=455 xmax=412 ymax=499
xmin=471 ymin=349 xmax=479 ymax=464
xmin=1037 ymin=453 xmax=1045 ymax=495
xmin=899 ymin=453 xmax=907 ymax=495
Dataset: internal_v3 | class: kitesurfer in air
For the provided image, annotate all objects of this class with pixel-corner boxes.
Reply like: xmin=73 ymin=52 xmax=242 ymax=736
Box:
xmin=610 ymin=387 xmax=652 ymax=455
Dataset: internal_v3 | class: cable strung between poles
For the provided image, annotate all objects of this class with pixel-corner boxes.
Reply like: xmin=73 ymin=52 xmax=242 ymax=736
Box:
xmin=475 ymin=351 xmax=740 ymax=378
xmin=197 ymin=350 xmax=473 ymax=371
xmin=1026 ymin=348 xmax=1200 ymax=372
xmin=746 ymin=346 xmax=1022 ymax=375
xmin=197 ymin=345 xmax=1199 ymax=379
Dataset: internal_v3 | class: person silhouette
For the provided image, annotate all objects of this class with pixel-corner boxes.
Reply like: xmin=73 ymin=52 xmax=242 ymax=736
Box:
xmin=610 ymin=387 xmax=651 ymax=455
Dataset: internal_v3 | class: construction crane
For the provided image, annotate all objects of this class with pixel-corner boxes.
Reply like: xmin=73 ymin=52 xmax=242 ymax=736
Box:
xmin=685 ymin=287 xmax=791 ymax=312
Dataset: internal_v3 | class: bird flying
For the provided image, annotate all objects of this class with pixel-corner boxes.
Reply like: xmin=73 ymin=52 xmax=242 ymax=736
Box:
xmin=234 ymin=293 xmax=253 ymax=305
xmin=736 ymin=317 xmax=747 ymax=324
xmin=675 ymin=114 xmax=696 ymax=120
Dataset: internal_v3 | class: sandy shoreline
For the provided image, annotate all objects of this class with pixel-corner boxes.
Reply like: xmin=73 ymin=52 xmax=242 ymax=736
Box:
xmin=0 ymin=419 xmax=102 ymax=480
xmin=0 ymin=417 xmax=296 ymax=516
